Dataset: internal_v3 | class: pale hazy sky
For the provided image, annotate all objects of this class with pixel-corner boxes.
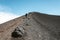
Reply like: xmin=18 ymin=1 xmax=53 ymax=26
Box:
xmin=0 ymin=0 xmax=60 ymax=24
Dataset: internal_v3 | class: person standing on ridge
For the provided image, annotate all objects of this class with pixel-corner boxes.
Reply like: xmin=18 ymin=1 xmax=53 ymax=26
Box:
xmin=25 ymin=13 xmax=27 ymax=18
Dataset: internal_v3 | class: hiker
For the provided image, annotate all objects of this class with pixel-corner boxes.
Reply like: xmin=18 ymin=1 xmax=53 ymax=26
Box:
xmin=25 ymin=13 xmax=27 ymax=18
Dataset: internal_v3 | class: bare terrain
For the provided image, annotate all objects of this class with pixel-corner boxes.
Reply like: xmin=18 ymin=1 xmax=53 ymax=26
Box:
xmin=0 ymin=12 xmax=60 ymax=40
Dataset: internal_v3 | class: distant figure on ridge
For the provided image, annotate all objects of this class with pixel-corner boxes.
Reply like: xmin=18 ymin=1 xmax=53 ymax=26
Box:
xmin=25 ymin=13 xmax=27 ymax=18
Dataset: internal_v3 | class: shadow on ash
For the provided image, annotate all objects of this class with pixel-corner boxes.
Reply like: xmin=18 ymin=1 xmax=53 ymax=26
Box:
xmin=0 ymin=12 xmax=60 ymax=40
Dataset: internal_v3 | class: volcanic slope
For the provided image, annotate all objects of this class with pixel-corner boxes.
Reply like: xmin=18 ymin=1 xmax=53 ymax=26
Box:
xmin=0 ymin=12 xmax=60 ymax=40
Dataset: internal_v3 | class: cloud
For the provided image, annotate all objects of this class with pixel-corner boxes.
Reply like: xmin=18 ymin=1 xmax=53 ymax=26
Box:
xmin=0 ymin=5 xmax=12 ymax=12
xmin=0 ymin=12 xmax=19 ymax=24
xmin=42 ymin=12 xmax=60 ymax=16
xmin=0 ymin=5 xmax=20 ymax=24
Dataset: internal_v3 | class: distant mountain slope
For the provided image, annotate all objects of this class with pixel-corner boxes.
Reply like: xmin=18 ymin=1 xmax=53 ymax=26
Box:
xmin=31 ymin=12 xmax=60 ymax=39
xmin=0 ymin=12 xmax=60 ymax=40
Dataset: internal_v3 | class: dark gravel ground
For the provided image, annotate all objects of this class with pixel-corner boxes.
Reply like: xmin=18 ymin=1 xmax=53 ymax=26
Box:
xmin=0 ymin=12 xmax=60 ymax=40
